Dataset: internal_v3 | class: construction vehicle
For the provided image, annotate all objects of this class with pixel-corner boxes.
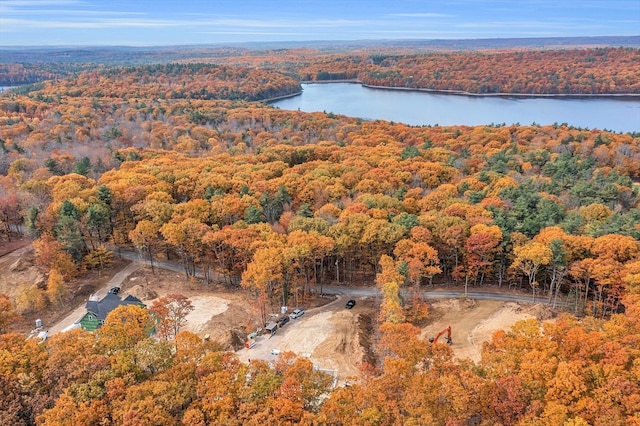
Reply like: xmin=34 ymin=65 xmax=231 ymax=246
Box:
xmin=429 ymin=325 xmax=452 ymax=345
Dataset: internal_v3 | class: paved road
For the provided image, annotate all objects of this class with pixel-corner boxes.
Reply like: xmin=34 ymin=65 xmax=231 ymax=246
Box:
xmin=316 ymin=285 xmax=565 ymax=307
xmin=114 ymin=250 xmax=565 ymax=307
xmin=113 ymin=249 xmax=553 ymax=304
xmin=47 ymin=247 xmax=563 ymax=335
xmin=114 ymin=248 xmax=190 ymax=275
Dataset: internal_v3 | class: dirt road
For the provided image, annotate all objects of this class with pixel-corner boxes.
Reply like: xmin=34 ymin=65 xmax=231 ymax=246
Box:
xmin=48 ymin=262 xmax=141 ymax=333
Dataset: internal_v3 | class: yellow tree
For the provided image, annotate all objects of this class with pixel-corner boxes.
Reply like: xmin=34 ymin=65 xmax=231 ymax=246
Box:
xmin=512 ymin=242 xmax=552 ymax=302
xmin=0 ymin=293 xmax=19 ymax=333
xmin=403 ymin=242 xmax=442 ymax=287
xmin=377 ymin=255 xmax=405 ymax=324
xmin=129 ymin=219 xmax=161 ymax=273
xmin=242 ymin=246 xmax=284 ymax=325
xmin=160 ymin=218 xmax=211 ymax=278
xmin=534 ymin=227 xmax=570 ymax=304
xmin=98 ymin=305 xmax=154 ymax=353
xmin=283 ymin=230 xmax=312 ymax=308
xmin=37 ymin=392 xmax=110 ymax=426
xmin=393 ymin=240 xmax=439 ymax=321
xmin=46 ymin=268 xmax=66 ymax=307
xmin=589 ymin=234 xmax=638 ymax=316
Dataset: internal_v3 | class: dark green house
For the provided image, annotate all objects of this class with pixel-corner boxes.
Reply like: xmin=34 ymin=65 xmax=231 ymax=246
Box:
xmin=79 ymin=293 xmax=145 ymax=331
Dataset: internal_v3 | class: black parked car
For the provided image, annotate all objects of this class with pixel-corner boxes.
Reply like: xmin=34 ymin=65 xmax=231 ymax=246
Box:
xmin=108 ymin=286 xmax=121 ymax=295
xmin=277 ymin=315 xmax=290 ymax=327
xmin=345 ymin=299 xmax=356 ymax=309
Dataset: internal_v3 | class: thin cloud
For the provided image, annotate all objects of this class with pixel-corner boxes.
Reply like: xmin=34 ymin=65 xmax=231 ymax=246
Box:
xmin=454 ymin=20 xmax=605 ymax=30
xmin=4 ymin=9 xmax=144 ymax=16
xmin=0 ymin=0 xmax=636 ymax=45
xmin=0 ymin=0 xmax=79 ymax=12
xmin=198 ymin=31 xmax=325 ymax=36
xmin=0 ymin=16 xmax=378 ymax=31
xmin=0 ymin=18 xmax=180 ymax=29
xmin=1 ymin=0 xmax=80 ymax=5
xmin=389 ymin=13 xmax=451 ymax=18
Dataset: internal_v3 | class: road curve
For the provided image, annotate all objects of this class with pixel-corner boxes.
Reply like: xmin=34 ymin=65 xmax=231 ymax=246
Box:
xmin=112 ymin=249 xmax=564 ymax=307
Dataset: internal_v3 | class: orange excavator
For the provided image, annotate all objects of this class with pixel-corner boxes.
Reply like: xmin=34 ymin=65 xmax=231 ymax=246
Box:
xmin=429 ymin=325 xmax=452 ymax=345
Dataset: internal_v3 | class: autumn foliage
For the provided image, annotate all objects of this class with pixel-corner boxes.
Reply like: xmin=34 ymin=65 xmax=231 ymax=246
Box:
xmin=0 ymin=46 xmax=639 ymax=425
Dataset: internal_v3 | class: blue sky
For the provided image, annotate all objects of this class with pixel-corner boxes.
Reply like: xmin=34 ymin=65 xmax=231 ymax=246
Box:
xmin=0 ymin=0 xmax=638 ymax=46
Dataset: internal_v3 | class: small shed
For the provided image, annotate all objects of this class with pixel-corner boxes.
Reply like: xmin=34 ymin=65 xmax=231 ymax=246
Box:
xmin=265 ymin=322 xmax=278 ymax=336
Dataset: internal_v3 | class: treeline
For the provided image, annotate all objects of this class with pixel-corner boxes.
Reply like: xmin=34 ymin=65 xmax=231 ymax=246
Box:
xmin=301 ymin=47 xmax=640 ymax=95
xmin=199 ymin=46 xmax=640 ymax=95
xmin=0 ymin=63 xmax=98 ymax=87
xmin=357 ymin=48 xmax=640 ymax=94
xmin=4 ymin=46 xmax=640 ymax=96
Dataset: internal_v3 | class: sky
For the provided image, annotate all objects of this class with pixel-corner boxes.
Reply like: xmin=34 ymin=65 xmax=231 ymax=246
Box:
xmin=0 ymin=0 xmax=639 ymax=46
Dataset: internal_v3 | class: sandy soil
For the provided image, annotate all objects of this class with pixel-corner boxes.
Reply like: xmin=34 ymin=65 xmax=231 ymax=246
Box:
xmin=420 ymin=299 xmax=550 ymax=363
xmin=0 ymin=244 xmax=42 ymax=299
xmin=235 ymin=296 xmax=368 ymax=384
xmin=183 ymin=295 xmax=229 ymax=334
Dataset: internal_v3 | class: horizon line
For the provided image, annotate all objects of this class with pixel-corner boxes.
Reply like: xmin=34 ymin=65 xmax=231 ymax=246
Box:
xmin=1 ymin=34 xmax=639 ymax=49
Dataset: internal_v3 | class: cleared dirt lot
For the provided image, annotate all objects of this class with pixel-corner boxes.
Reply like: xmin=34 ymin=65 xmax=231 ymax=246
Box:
xmin=235 ymin=296 xmax=373 ymax=383
xmin=420 ymin=298 xmax=552 ymax=363
xmin=2 ymin=250 xmax=553 ymax=384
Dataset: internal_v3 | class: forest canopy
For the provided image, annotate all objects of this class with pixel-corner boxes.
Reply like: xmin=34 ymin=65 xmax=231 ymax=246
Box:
xmin=0 ymin=45 xmax=639 ymax=425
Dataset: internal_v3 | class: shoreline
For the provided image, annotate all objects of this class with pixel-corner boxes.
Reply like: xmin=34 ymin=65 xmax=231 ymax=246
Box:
xmin=261 ymin=90 xmax=303 ymax=103
xmin=301 ymin=80 xmax=640 ymax=100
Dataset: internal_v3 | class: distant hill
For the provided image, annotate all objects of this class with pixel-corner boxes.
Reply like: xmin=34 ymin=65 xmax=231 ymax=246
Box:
xmin=1 ymin=35 xmax=638 ymax=64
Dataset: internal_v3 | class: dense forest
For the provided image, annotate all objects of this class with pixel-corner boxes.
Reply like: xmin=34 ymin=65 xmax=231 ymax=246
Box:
xmin=0 ymin=47 xmax=639 ymax=425
xmin=284 ymin=47 xmax=640 ymax=95
xmin=3 ymin=46 xmax=640 ymax=95
xmin=356 ymin=48 xmax=640 ymax=94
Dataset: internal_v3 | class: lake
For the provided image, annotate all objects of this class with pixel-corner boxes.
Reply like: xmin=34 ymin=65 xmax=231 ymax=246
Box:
xmin=272 ymin=83 xmax=640 ymax=133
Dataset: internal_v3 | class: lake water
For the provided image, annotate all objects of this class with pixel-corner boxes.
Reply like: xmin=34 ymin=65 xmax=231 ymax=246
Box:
xmin=272 ymin=83 xmax=640 ymax=133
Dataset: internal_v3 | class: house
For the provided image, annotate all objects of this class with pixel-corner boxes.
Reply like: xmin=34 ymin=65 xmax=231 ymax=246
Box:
xmin=79 ymin=293 xmax=145 ymax=331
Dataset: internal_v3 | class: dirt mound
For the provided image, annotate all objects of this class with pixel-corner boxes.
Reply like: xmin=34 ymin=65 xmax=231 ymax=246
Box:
xmin=0 ymin=247 xmax=45 ymax=300
xmin=127 ymin=285 xmax=158 ymax=301
xmin=525 ymin=303 xmax=555 ymax=321
xmin=202 ymin=324 xmax=246 ymax=351
xmin=429 ymin=297 xmax=476 ymax=316
xmin=357 ymin=314 xmax=376 ymax=367
xmin=10 ymin=255 xmax=33 ymax=272
xmin=228 ymin=328 xmax=247 ymax=351
xmin=316 ymin=310 xmax=359 ymax=354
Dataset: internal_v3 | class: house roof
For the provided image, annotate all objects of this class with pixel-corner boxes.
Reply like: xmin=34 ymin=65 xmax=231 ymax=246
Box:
xmin=85 ymin=293 xmax=144 ymax=322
